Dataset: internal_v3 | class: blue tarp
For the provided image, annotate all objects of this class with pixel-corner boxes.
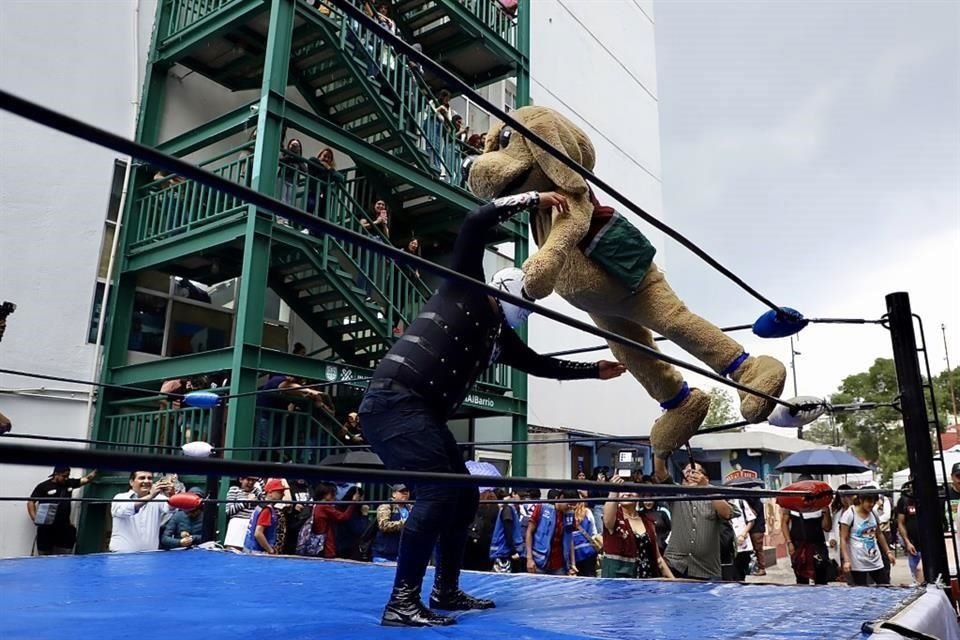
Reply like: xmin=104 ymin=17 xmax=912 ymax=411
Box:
xmin=0 ymin=550 xmax=925 ymax=639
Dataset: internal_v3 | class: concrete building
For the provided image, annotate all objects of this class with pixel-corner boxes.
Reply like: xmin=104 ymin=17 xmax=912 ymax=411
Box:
xmin=0 ymin=0 xmax=662 ymax=557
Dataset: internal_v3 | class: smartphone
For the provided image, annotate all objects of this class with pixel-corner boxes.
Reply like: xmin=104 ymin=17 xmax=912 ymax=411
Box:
xmin=0 ymin=301 xmax=16 ymax=320
xmin=617 ymin=468 xmax=632 ymax=479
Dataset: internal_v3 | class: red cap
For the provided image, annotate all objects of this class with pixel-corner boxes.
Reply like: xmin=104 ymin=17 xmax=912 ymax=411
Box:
xmin=263 ymin=478 xmax=286 ymax=494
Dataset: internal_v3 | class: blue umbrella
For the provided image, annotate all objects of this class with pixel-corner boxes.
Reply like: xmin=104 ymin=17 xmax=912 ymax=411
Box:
xmin=775 ymin=449 xmax=869 ymax=475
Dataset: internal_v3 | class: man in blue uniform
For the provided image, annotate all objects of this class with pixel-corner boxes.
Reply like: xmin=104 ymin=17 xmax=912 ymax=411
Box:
xmin=359 ymin=190 xmax=626 ymax=627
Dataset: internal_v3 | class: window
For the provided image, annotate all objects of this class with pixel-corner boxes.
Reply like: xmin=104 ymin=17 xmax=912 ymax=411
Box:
xmin=128 ymin=291 xmax=167 ymax=355
xmin=88 ymin=160 xmax=127 ymax=343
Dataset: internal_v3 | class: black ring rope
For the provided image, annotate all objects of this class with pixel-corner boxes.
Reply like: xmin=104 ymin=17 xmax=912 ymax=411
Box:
xmin=0 ymin=89 xmax=800 ymax=413
xmin=0 ymin=367 xmax=369 ymax=402
xmin=0 ymin=494 xmax=781 ymax=506
xmin=0 ymin=420 xmax=754 ymax=454
xmin=0 ymin=442 xmax=817 ymax=501
xmin=545 ymin=318 xmax=884 ymax=358
xmin=327 ymin=0 xmax=784 ymax=314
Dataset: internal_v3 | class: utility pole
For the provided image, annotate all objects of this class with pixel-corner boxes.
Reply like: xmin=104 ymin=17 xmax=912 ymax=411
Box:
xmin=943 ymin=324 xmax=958 ymax=424
xmin=790 ymin=336 xmax=802 ymax=439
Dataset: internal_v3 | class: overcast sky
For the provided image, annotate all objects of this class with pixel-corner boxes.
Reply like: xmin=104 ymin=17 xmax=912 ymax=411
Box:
xmin=652 ymin=0 xmax=960 ymax=410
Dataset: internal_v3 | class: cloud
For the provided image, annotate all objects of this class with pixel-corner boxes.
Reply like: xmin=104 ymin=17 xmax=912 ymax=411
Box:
xmin=665 ymin=81 xmax=842 ymax=212
xmin=865 ymin=41 xmax=941 ymax=103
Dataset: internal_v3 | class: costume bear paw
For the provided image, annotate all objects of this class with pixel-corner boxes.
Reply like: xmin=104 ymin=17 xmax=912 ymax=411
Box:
xmin=730 ymin=355 xmax=787 ymax=423
xmin=522 ymin=249 xmax=564 ymax=300
xmin=649 ymin=387 xmax=710 ymax=457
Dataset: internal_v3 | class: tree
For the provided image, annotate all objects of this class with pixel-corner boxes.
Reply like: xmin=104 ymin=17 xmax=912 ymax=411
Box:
xmin=802 ymin=416 xmax=841 ymax=447
xmin=704 ymin=387 xmax=738 ymax=426
xmin=933 ymin=366 xmax=959 ymax=427
xmin=830 ymin=358 xmax=905 ymax=482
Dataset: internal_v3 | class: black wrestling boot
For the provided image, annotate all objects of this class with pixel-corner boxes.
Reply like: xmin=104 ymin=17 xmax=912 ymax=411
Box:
xmin=429 ymin=579 xmax=496 ymax=611
xmin=381 ymin=582 xmax=456 ymax=627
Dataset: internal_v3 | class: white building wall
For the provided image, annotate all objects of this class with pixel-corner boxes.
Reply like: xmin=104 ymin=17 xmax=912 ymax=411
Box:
xmin=0 ymin=0 xmax=157 ymax=558
xmin=526 ymin=0 xmax=665 ymax=438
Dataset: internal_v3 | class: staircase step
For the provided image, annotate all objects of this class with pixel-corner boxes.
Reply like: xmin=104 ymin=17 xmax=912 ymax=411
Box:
xmin=350 ymin=336 xmax=389 ymax=351
xmin=303 ymin=290 xmax=347 ymax=306
xmin=352 ymin=121 xmax=392 ymax=140
xmin=275 ymin=260 xmax=315 ymax=276
xmin=337 ymin=101 xmax=379 ymax=123
xmin=316 ymin=305 xmax=366 ymax=321
xmin=324 ymin=83 xmax=363 ymax=106
xmin=289 ymin=274 xmax=333 ymax=291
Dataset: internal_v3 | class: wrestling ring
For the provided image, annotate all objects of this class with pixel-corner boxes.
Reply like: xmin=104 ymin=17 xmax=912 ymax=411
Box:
xmin=1 ymin=1 xmax=959 ymax=636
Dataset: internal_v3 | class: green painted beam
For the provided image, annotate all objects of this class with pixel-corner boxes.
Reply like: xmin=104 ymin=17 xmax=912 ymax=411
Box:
xmin=157 ymin=0 xmax=267 ymax=65
xmin=222 ymin=0 xmax=296 ymax=465
xmin=110 ymin=348 xmax=235 ymax=385
xmin=157 ymin=101 xmax=259 ymax=157
xmin=511 ymin=2 xmax=531 ymax=475
xmin=125 ymin=215 xmax=248 ymax=272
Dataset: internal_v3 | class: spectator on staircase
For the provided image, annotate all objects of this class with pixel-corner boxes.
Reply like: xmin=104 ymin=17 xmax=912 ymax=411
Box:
xmin=340 ymin=411 xmax=365 ymax=443
xmin=306 ymin=147 xmax=340 ymax=218
xmin=361 ymin=199 xmax=390 ymax=239
xmin=278 ymin=138 xmax=305 ymax=212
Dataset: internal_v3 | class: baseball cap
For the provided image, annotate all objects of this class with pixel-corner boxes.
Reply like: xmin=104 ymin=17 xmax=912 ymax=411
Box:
xmin=264 ymin=478 xmax=286 ymax=493
xmin=392 ymin=483 xmax=409 ymax=492
xmin=187 ymin=486 xmax=205 ymax=497
xmin=49 ymin=466 xmax=70 ymax=477
xmin=952 ymin=462 xmax=960 ymax=477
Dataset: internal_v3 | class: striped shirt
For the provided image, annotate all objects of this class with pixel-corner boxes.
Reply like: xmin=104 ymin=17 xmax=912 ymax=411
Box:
xmin=225 ymin=485 xmax=262 ymax=522
xmin=664 ymin=499 xmax=740 ymax=579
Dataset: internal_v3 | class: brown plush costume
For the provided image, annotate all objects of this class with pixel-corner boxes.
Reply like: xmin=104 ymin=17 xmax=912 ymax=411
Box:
xmin=467 ymin=106 xmax=787 ymax=456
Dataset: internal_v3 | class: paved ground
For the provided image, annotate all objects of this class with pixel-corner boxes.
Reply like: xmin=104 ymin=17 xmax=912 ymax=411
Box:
xmin=744 ymin=553 xmax=916 ymax=586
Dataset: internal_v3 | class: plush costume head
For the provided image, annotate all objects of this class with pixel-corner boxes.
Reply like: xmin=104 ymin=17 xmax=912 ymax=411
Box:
xmin=467 ymin=106 xmax=598 ymax=301
xmin=490 ymin=267 xmax=531 ymax=329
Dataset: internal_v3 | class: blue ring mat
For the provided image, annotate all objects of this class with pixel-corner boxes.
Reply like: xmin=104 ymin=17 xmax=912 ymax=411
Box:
xmin=0 ymin=550 xmax=925 ymax=639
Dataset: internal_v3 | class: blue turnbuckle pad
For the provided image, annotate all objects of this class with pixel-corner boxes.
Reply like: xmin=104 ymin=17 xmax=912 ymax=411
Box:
xmin=752 ymin=307 xmax=809 ymax=338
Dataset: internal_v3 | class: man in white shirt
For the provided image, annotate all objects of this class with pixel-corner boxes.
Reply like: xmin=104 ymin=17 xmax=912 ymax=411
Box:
xmin=109 ymin=471 xmax=171 ymax=553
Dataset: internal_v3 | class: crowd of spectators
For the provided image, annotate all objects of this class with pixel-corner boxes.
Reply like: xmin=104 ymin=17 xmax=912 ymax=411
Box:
xmin=22 ymin=460 xmax=948 ymax=591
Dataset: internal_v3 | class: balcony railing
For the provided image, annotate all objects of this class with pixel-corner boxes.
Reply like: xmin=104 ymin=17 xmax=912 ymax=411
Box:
xmin=456 ymin=0 xmax=518 ymax=48
xmin=101 ymin=405 xmax=217 ymax=455
xmin=130 ymin=145 xmax=252 ymax=248
xmin=164 ymin=0 xmax=242 ymax=41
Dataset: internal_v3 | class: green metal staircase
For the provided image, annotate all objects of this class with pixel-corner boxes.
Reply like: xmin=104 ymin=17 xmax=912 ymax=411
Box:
xmin=294 ymin=4 xmax=471 ymax=191
xmin=269 ymin=169 xmax=433 ymax=368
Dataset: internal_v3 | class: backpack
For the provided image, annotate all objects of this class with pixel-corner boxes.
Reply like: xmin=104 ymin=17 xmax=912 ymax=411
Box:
xmin=295 ymin=512 xmax=326 ymax=557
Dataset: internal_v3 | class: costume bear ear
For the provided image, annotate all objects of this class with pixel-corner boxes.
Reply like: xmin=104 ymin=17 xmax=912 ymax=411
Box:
xmin=525 ymin=113 xmax=589 ymax=195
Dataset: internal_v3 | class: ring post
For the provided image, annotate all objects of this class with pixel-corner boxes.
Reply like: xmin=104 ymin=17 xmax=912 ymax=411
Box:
xmin=886 ymin=292 xmax=950 ymax=587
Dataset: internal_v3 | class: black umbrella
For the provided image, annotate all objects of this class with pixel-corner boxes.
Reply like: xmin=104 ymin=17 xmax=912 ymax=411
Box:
xmin=320 ymin=451 xmax=384 ymax=468
xmin=723 ymin=477 xmax=765 ymax=489
xmin=775 ymin=449 xmax=869 ymax=475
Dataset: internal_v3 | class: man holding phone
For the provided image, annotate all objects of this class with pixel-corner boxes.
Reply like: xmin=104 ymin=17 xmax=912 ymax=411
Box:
xmin=109 ymin=471 xmax=172 ymax=553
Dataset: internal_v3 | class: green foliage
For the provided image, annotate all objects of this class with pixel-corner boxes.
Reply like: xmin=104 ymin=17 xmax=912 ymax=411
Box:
xmin=704 ymin=387 xmax=738 ymax=427
xmin=829 ymin=358 xmax=957 ymax=482
xmin=933 ymin=366 xmax=959 ymax=427
xmin=802 ymin=417 xmax=840 ymax=446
